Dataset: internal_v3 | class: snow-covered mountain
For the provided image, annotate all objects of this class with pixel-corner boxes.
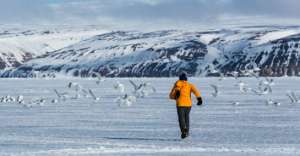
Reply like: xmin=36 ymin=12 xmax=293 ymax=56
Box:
xmin=2 ymin=26 xmax=300 ymax=77
xmin=0 ymin=25 xmax=108 ymax=70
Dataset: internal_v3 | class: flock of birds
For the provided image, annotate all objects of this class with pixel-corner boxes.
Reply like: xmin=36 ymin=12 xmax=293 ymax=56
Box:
xmin=0 ymin=67 xmax=299 ymax=109
xmin=0 ymin=73 xmax=157 ymax=108
xmin=114 ymin=79 xmax=156 ymax=106
xmin=208 ymin=68 xmax=300 ymax=106
xmin=0 ymin=95 xmax=46 ymax=108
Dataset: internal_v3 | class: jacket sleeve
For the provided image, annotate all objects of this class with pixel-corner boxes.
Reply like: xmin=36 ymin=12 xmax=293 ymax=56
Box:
xmin=169 ymin=84 xmax=177 ymax=99
xmin=191 ymin=84 xmax=201 ymax=98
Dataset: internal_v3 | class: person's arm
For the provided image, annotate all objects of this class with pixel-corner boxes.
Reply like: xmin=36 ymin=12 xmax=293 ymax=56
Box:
xmin=169 ymin=84 xmax=177 ymax=99
xmin=191 ymin=84 xmax=203 ymax=105
xmin=191 ymin=84 xmax=201 ymax=97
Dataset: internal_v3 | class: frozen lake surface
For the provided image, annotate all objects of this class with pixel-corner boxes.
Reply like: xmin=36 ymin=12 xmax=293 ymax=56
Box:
xmin=0 ymin=77 xmax=300 ymax=156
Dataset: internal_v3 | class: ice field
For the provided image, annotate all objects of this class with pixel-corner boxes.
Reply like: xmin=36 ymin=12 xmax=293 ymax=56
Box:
xmin=0 ymin=77 xmax=300 ymax=156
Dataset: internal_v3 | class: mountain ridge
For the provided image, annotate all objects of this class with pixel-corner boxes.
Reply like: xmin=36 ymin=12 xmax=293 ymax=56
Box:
xmin=1 ymin=26 xmax=300 ymax=77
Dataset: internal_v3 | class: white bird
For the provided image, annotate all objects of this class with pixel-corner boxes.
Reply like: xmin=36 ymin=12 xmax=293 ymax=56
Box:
xmin=68 ymin=82 xmax=89 ymax=98
xmin=210 ymin=69 xmax=219 ymax=74
xmin=93 ymin=72 xmax=105 ymax=85
xmin=230 ymin=71 xmax=239 ymax=79
xmin=259 ymin=78 xmax=274 ymax=91
xmin=24 ymin=98 xmax=45 ymax=107
xmin=208 ymin=68 xmax=225 ymax=80
xmin=218 ymin=73 xmax=225 ymax=81
xmin=36 ymin=98 xmax=46 ymax=106
xmin=266 ymin=99 xmax=281 ymax=106
xmin=0 ymin=95 xmax=13 ymax=103
xmin=251 ymin=88 xmax=270 ymax=96
xmin=258 ymin=82 xmax=272 ymax=94
xmin=10 ymin=96 xmax=16 ymax=102
xmin=240 ymin=69 xmax=255 ymax=78
xmin=19 ymin=100 xmax=25 ymax=105
xmin=266 ymin=99 xmax=273 ymax=105
xmin=54 ymin=89 xmax=68 ymax=101
xmin=251 ymin=81 xmax=272 ymax=96
xmin=5 ymin=95 xmax=13 ymax=102
xmin=51 ymin=99 xmax=58 ymax=104
xmin=236 ymin=81 xmax=250 ymax=94
xmin=23 ymin=98 xmax=46 ymax=108
xmin=286 ymin=91 xmax=300 ymax=103
xmin=264 ymin=77 xmax=275 ymax=86
xmin=209 ymin=84 xmax=219 ymax=97
xmin=17 ymin=95 xmax=24 ymax=102
xmin=129 ymin=80 xmax=156 ymax=98
xmin=232 ymin=101 xmax=240 ymax=105
xmin=129 ymin=80 xmax=142 ymax=91
xmin=0 ymin=97 xmax=7 ymax=103
xmin=115 ymin=94 xmax=137 ymax=107
xmin=290 ymin=91 xmax=299 ymax=103
xmin=246 ymin=70 xmax=260 ymax=79
xmin=3 ymin=98 xmax=8 ymax=103
xmin=114 ymin=81 xmax=125 ymax=93
xmin=253 ymin=67 xmax=261 ymax=72
xmin=274 ymin=102 xmax=281 ymax=106
xmin=68 ymin=82 xmax=82 ymax=91
xmin=17 ymin=95 xmax=24 ymax=104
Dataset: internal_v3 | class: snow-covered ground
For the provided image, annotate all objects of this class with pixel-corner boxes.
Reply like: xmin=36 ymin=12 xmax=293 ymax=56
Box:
xmin=0 ymin=77 xmax=299 ymax=156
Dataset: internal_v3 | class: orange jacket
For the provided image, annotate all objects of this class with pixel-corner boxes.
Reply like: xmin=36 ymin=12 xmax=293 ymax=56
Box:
xmin=169 ymin=80 xmax=201 ymax=107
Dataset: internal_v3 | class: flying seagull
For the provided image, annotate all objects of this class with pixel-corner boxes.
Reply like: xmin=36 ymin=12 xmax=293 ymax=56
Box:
xmin=114 ymin=81 xmax=125 ymax=93
xmin=266 ymin=99 xmax=281 ymax=106
xmin=286 ymin=91 xmax=300 ymax=103
xmin=209 ymin=84 xmax=219 ymax=97
xmin=129 ymin=80 xmax=156 ymax=98
xmin=93 ymin=72 xmax=105 ymax=85
xmin=115 ymin=94 xmax=137 ymax=107
xmin=54 ymin=89 xmax=68 ymax=101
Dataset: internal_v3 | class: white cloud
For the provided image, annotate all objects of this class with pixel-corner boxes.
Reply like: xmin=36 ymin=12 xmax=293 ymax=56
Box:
xmin=1 ymin=0 xmax=300 ymax=30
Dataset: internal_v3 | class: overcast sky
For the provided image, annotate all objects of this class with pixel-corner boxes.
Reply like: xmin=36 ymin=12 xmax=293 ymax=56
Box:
xmin=1 ymin=0 xmax=300 ymax=30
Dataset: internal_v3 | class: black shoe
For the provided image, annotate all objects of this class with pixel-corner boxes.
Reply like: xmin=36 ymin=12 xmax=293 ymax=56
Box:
xmin=181 ymin=128 xmax=188 ymax=139
xmin=181 ymin=132 xmax=187 ymax=139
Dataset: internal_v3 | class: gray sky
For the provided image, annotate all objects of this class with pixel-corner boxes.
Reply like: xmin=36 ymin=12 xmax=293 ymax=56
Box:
xmin=1 ymin=0 xmax=300 ymax=30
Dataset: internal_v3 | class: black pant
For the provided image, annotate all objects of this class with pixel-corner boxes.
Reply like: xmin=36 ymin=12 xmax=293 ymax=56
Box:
xmin=177 ymin=106 xmax=191 ymax=134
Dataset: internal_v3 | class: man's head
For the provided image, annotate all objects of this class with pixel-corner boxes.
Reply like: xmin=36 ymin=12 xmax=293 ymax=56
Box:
xmin=179 ymin=72 xmax=188 ymax=81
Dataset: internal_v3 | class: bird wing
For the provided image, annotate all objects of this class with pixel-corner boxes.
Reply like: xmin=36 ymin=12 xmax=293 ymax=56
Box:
xmin=68 ymin=82 xmax=73 ymax=88
xmin=54 ymin=89 xmax=61 ymax=98
xmin=266 ymin=85 xmax=272 ymax=93
xmin=233 ymin=71 xmax=239 ymax=79
xmin=250 ymin=88 xmax=262 ymax=95
xmin=81 ymin=89 xmax=89 ymax=96
xmin=286 ymin=93 xmax=295 ymax=103
xmin=265 ymin=77 xmax=274 ymax=84
xmin=128 ymin=95 xmax=137 ymax=102
xmin=239 ymin=86 xmax=247 ymax=93
xmin=151 ymin=86 xmax=156 ymax=93
xmin=88 ymin=89 xmax=97 ymax=100
xmin=129 ymin=80 xmax=138 ymax=90
xmin=210 ymin=84 xmax=218 ymax=93
xmin=249 ymin=71 xmax=259 ymax=79
xmin=291 ymin=92 xmax=299 ymax=102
